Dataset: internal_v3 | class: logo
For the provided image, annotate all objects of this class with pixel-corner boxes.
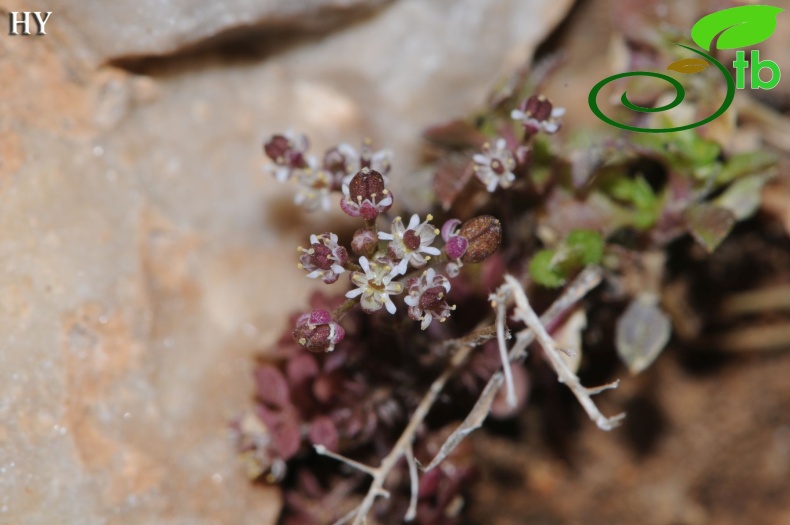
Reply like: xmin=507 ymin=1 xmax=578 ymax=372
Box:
xmin=588 ymin=5 xmax=783 ymax=133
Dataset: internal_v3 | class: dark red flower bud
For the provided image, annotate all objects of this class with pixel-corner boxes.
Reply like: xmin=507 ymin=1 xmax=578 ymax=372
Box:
xmin=263 ymin=134 xmax=308 ymax=169
xmin=292 ymin=309 xmax=345 ymax=353
xmin=522 ymin=94 xmax=553 ymax=121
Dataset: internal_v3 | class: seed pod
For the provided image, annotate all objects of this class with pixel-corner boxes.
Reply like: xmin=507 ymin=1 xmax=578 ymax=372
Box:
xmin=459 ymin=215 xmax=502 ymax=263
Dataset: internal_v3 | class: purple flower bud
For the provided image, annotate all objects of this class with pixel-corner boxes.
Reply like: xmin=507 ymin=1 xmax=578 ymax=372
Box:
xmin=351 ymin=228 xmax=378 ymax=257
xmin=292 ymin=309 xmax=345 ymax=353
xmin=263 ymin=133 xmax=309 ymax=169
xmin=441 ymin=218 xmax=469 ymax=261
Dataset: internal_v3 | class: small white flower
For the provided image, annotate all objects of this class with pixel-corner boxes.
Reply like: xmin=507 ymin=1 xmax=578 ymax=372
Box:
xmin=510 ymin=95 xmax=565 ymax=135
xmin=378 ymin=214 xmax=441 ymax=275
xmin=404 ymin=268 xmax=454 ymax=330
xmin=345 ymin=256 xmax=403 ymax=314
xmin=263 ymin=130 xmax=314 ymax=182
xmin=339 ymin=142 xmax=393 ymax=187
xmin=293 ymin=168 xmax=332 ymax=212
xmin=473 ymin=139 xmax=517 ymax=192
xmin=298 ymin=232 xmax=348 ymax=284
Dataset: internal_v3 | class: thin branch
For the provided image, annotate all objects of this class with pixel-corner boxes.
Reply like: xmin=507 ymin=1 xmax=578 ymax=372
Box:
xmin=440 ymin=324 xmax=497 ymax=352
xmin=332 ymin=507 xmax=359 ymax=525
xmin=501 ymin=273 xmax=625 ymax=431
xmin=332 ymin=298 xmax=360 ymax=322
xmin=323 ymin=266 xmax=607 ymax=524
xmin=405 ymin=444 xmax=419 ymax=522
xmin=314 ymin=445 xmax=379 ymax=477
xmin=495 ymin=295 xmax=517 ymax=406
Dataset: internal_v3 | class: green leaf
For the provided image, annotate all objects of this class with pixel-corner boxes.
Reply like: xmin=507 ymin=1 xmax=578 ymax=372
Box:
xmin=608 ymin=177 xmax=660 ymax=229
xmin=715 ymin=175 xmax=768 ymax=221
xmin=691 ymin=5 xmax=784 ymax=51
xmin=566 ymin=230 xmax=604 ymax=265
xmin=717 ymin=150 xmax=778 ymax=185
xmin=529 ymin=250 xmax=566 ymax=288
xmin=684 ymin=203 xmax=736 ymax=253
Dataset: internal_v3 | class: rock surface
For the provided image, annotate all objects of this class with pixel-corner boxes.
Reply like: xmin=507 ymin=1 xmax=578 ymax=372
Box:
xmin=0 ymin=0 xmax=573 ymax=523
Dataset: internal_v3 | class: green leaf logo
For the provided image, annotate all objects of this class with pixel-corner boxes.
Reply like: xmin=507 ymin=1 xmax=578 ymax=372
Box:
xmin=691 ymin=5 xmax=784 ymax=51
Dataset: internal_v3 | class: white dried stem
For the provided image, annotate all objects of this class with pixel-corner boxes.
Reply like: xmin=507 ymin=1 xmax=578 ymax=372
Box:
xmin=324 ymin=267 xmax=609 ymax=524
xmin=405 ymin=444 xmax=419 ymax=521
xmin=494 ymin=293 xmax=517 ymax=407
xmin=332 ymin=507 xmax=359 ymax=525
xmin=325 ymin=333 xmax=478 ymax=525
xmin=500 ymin=274 xmax=625 ymax=431
xmin=314 ymin=445 xmax=379 ymax=477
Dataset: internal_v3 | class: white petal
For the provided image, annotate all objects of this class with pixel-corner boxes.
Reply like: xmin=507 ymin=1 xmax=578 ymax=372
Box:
xmin=421 ymin=246 xmax=441 ymax=256
xmin=404 ymin=295 xmax=419 ymax=307
xmin=378 ymin=194 xmax=393 ymax=207
xmin=426 ymin=268 xmax=436 ymax=282
xmin=384 ymin=296 xmax=397 ymax=314
xmin=510 ymin=109 xmax=526 ymax=121
xmin=420 ymin=313 xmax=432 ymax=330
xmin=407 ymin=214 xmax=420 ymax=230
xmin=275 ymin=167 xmax=291 ymax=182
xmin=359 ymin=256 xmax=371 ymax=274
xmin=378 ymin=232 xmax=394 ymax=240
xmin=394 ymin=257 xmax=409 ymax=276
xmin=410 ymin=253 xmax=426 ymax=267
xmin=472 ymin=154 xmax=488 ymax=165
xmin=494 ymin=138 xmax=507 ymax=150
xmin=305 ymin=270 xmax=322 ymax=279
xmin=345 ymin=287 xmax=364 ymax=298
xmin=543 ymin=121 xmax=559 ymax=133
xmin=331 ymin=264 xmax=345 ymax=274
xmin=551 ymin=107 xmax=566 ymax=117
xmin=338 ymin=143 xmax=357 ymax=157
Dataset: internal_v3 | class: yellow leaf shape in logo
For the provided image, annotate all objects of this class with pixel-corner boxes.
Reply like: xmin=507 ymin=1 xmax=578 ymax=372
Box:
xmin=666 ymin=58 xmax=711 ymax=74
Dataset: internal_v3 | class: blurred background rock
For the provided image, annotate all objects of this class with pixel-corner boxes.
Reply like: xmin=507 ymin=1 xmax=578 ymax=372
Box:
xmin=0 ymin=1 xmax=572 ymax=523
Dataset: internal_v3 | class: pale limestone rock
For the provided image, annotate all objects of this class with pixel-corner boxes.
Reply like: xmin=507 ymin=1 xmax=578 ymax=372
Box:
xmin=0 ymin=0 xmax=573 ymax=523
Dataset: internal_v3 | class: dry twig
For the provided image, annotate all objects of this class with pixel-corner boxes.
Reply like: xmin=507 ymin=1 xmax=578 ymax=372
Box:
xmin=492 ymin=272 xmax=625 ymax=431
xmin=316 ymin=266 xmax=612 ymax=523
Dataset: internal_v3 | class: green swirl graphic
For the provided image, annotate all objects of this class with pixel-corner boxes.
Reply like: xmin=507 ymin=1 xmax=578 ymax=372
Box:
xmin=588 ymin=44 xmax=735 ymax=133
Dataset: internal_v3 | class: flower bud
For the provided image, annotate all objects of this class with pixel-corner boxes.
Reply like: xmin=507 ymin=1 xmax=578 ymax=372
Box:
xmin=292 ymin=309 xmax=345 ymax=353
xmin=459 ymin=215 xmax=502 ymax=263
xmin=351 ymin=228 xmax=378 ymax=257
